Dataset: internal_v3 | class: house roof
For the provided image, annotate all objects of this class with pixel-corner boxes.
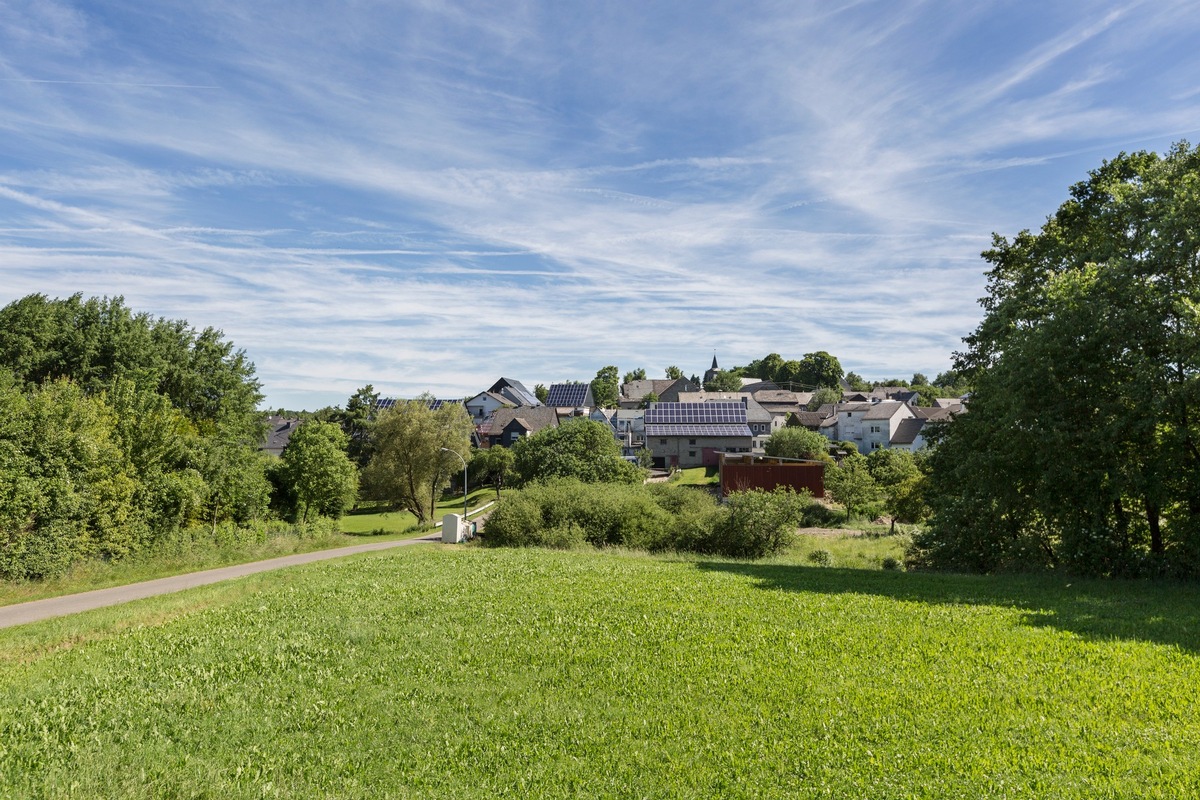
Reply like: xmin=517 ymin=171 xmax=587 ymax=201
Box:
xmin=890 ymin=418 xmax=926 ymax=445
xmin=486 ymin=406 xmax=558 ymax=439
xmin=545 ymin=382 xmax=592 ymax=408
xmin=262 ymin=417 xmax=302 ymax=453
xmin=644 ymin=401 xmax=752 ymax=439
xmin=466 ymin=390 xmax=510 ymax=406
xmin=488 ymin=377 xmax=540 ymax=407
xmin=913 ymin=405 xmax=960 ymax=420
xmin=621 ymin=378 xmax=678 ymax=401
xmin=863 ymin=401 xmax=911 ymax=421
xmin=790 ymin=410 xmax=827 ymax=429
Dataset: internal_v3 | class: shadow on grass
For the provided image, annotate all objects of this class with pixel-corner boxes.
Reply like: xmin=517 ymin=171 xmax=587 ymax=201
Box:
xmin=696 ymin=561 xmax=1200 ymax=654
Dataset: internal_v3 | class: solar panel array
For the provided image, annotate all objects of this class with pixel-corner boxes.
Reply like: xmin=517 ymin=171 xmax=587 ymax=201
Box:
xmin=643 ymin=402 xmax=752 ymax=438
xmin=374 ymin=398 xmax=461 ymax=411
xmin=545 ymin=383 xmax=590 ymax=407
xmin=645 ymin=423 xmax=754 ymax=438
xmin=644 ymin=401 xmax=748 ymax=425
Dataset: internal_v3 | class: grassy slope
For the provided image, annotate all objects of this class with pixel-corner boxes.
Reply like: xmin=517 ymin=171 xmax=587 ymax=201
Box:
xmin=0 ymin=489 xmax=497 ymax=607
xmin=2 ymin=545 xmax=1197 ymax=799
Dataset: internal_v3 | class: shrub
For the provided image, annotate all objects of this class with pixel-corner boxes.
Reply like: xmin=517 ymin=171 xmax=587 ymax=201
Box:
xmin=881 ymin=556 xmax=902 ymax=571
xmin=808 ymin=549 xmax=833 ymax=566
xmin=703 ymin=488 xmax=808 ymax=559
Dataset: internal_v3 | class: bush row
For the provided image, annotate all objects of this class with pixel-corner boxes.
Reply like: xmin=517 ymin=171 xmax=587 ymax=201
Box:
xmin=483 ymin=479 xmax=813 ymax=559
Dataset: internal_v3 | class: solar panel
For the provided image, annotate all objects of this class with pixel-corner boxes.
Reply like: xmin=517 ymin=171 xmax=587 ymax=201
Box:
xmin=375 ymin=397 xmax=397 ymax=410
xmin=645 ymin=423 xmax=753 ymax=438
xmin=645 ymin=401 xmax=747 ymax=425
xmin=545 ymin=383 xmax=590 ymax=407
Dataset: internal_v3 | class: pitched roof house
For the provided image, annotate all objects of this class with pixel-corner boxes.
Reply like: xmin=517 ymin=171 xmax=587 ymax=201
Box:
xmin=644 ymin=401 xmax=753 ymax=468
xmin=485 ymin=406 xmax=559 ymax=448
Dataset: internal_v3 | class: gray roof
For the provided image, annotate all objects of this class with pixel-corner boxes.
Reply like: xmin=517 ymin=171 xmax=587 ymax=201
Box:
xmin=486 ymin=406 xmax=558 ymax=440
xmin=488 ymin=377 xmax=540 ymax=407
xmin=863 ymin=402 xmax=910 ymax=421
xmin=262 ymin=417 xmax=302 ymax=454
xmin=890 ymin=418 xmax=926 ymax=445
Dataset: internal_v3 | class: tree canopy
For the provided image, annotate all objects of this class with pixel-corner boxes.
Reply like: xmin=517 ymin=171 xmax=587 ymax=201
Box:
xmin=361 ymin=396 xmax=473 ymax=524
xmin=763 ymin=427 xmax=832 ymax=462
xmin=511 ymin=419 xmax=642 ymax=485
xmin=590 ymin=366 xmax=619 ymax=409
xmin=914 ymin=142 xmax=1200 ymax=577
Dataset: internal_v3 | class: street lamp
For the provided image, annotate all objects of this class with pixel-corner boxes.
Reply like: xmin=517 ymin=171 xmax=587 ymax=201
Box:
xmin=440 ymin=447 xmax=468 ymax=525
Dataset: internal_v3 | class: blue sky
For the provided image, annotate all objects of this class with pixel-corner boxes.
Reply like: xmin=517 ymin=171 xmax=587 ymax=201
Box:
xmin=2 ymin=1 xmax=1198 ymax=410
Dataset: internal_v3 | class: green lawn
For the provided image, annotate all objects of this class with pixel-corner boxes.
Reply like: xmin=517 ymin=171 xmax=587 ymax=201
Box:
xmin=670 ymin=465 xmax=720 ymax=485
xmin=339 ymin=487 xmax=496 ymax=535
xmin=2 ymin=545 xmax=1197 ymax=798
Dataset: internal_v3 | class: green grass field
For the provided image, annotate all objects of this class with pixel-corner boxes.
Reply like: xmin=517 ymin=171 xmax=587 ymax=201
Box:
xmin=2 ymin=543 xmax=1197 ymax=798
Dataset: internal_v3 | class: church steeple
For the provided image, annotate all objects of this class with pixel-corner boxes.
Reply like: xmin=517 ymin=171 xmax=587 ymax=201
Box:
xmin=710 ymin=353 xmax=719 ymax=370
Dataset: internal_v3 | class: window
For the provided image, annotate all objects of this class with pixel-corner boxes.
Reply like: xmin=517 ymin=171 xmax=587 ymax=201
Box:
xmin=689 ymin=438 xmax=696 ymax=445
xmin=660 ymin=438 xmax=667 ymax=445
xmin=871 ymin=441 xmax=881 ymax=450
xmin=688 ymin=450 xmax=696 ymax=458
xmin=870 ymin=425 xmax=881 ymax=433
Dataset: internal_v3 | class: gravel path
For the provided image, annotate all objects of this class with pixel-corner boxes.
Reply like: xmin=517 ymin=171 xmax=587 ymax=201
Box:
xmin=0 ymin=533 xmax=441 ymax=630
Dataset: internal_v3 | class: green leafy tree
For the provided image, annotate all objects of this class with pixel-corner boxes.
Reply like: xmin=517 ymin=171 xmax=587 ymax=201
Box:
xmin=337 ymin=385 xmax=379 ymax=469
xmin=512 ymin=419 xmax=642 ymax=485
xmin=704 ymin=370 xmax=743 ymax=392
xmin=844 ymin=372 xmax=870 ymax=392
xmin=639 ymin=391 xmax=659 ymax=409
xmin=665 ymin=366 xmax=684 ymax=380
xmin=807 ymin=386 xmax=841 ymax=410
xmin=763 ymin=427 xmax=832 ymax=462
xmin=796 ymin=351 xmax=843 ymax=390
xmin=471 ymin=446 xmax=515 ymax=500
xmin=279 ymin=422 xmax=359 ymax=521
xmin=590 ymin=366 xmax=620 ymax=409
xmin=362 ymin=396 xmax=473 ymax=524
xmin=825 ymin=453 xmax=880 ymax=522
xmin=623 ymin=368 xmax=647 ymax=383
xmin=916 ymin=142 xmax=1200 ymax=576
xmin=866 ymin=448 xmax=925 ymax=532
xmin=534 ymin=383 xmax=549 ymax=403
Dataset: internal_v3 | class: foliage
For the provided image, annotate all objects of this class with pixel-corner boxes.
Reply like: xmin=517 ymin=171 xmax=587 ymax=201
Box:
xmin=665 ymin=365 xmax=684 ymax=380
xmin=825 ymin=453 xmax=881 ymax=521
xmin=335 ymin=384 xmax=379 ymax=470
xmin=844 ymin=371 xmax=870 ymax=391
xmin=589 ymin=365 xmax=619 ymax=409
xmin=0 ymin=293 xmax=263 ymax=438
xmin=916 ymin=142 xmax=1200 ymax=577
xmin=622 ymin=368 xmax=646 ymax=383
xmin=806 ymin=386 xmax=842 ymax=410
xmin=696 ymin=488 xmax=808 ymax=558
xmin=763 ymin=427 xmax=832 ymax=461
xmin=511 ymin=419 xmax=642 ymax=485
xmin=533 ymin=383 xmax=548 ymax=403
xmin=361 ymin=396 xmax=473 ymax=524
xmin=470 ymin=446 xmax=515 ymax=500
xmin=703 ymin=369 xmax=743 ymax=392
xmin=0 ymin=295 xmax=283 ymax=580
xmin=639 ymin=391 xmax=659 ymax=409
xmin=486 ymin=479 xmax=806 ymax=559
xmin=277 ymin=422 xmax=359 ymax=522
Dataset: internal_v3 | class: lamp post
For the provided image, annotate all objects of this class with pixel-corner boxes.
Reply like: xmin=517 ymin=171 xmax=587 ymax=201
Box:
xmin=440 ymin=447 xmax=468 ymax=524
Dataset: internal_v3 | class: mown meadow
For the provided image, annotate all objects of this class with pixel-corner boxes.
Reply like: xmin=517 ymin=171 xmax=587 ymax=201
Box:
xmin=2 ymin=543 xmax=1198 ymax=798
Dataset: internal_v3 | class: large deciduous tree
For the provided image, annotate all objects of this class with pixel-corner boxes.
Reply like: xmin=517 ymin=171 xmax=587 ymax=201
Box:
xmin=361 ymin=396 xmax=473 ymax=524
xmin=590 ymin=365 xmax=620 ymax=409
xmin=279 ymin=422 xmax=359 ymax=522
xmin=511 ymin=419 xmax=642 ymax=485
xmin=914 ymin=142 xmax=1200 ymax=577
